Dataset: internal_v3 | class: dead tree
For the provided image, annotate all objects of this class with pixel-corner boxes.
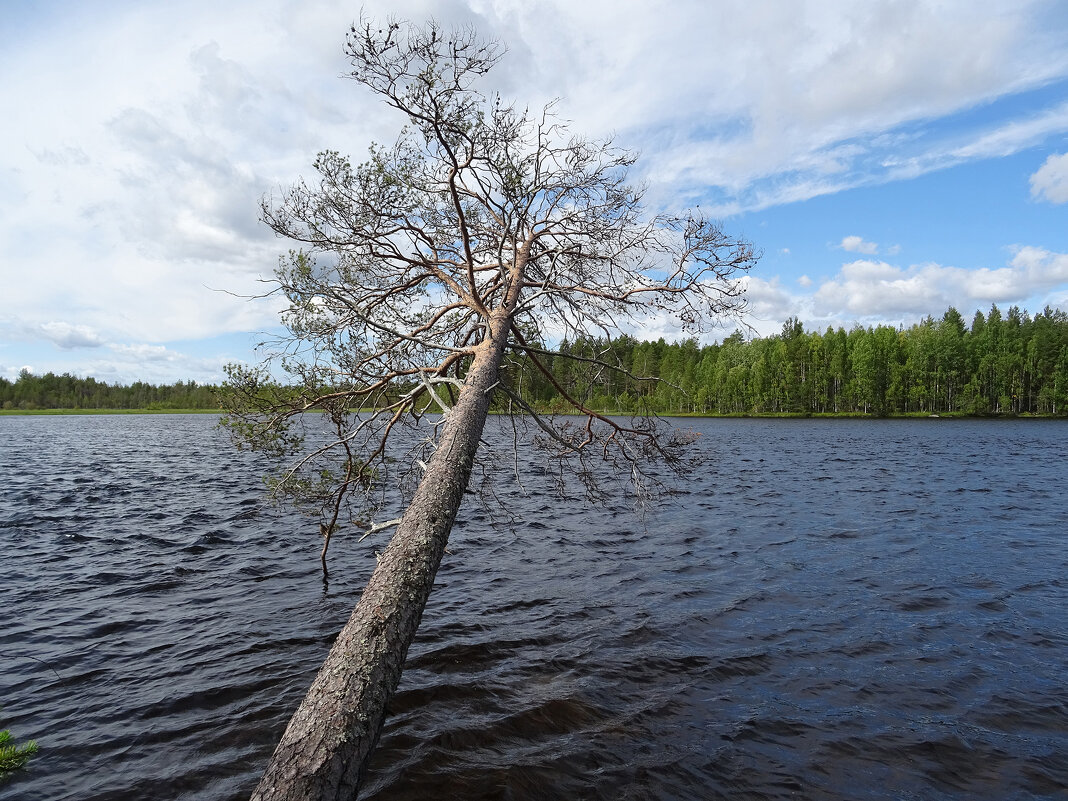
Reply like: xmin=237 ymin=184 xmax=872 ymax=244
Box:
xmin=221 ymin=16 xmax=757 ymax=800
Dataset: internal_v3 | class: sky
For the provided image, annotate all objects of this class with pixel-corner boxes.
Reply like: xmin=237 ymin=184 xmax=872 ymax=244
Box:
xmin=2 ymin=0 xmax=1068 ymax=385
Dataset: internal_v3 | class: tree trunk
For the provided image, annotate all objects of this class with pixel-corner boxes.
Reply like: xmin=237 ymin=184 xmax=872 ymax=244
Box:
xmin=250 ymin=316 xmax=510 ymax=801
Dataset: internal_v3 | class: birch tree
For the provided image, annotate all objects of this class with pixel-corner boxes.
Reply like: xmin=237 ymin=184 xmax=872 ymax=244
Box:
xmin=222 ymin=16 xmax=756 ymax=800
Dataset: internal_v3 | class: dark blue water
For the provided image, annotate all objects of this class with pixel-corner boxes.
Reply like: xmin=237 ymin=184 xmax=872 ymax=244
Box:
xmin=1 ymin=415 xmax=1066 ymax=800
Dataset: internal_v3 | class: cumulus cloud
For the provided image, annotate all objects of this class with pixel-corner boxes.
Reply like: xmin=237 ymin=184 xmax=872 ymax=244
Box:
xmin=42 ymin=343 xmax=237 ymax=385
xmin=110 ymin=344 xmax=178 ymax=362
xmin=739 ymin=275 xmax=803 ymax=336
xmin=721 ymin=244 xmax=1068 ymax=339
xmin=840 ymin=235 xmax=879 ymax=255
xmin=1008 ymin=245 xmax=1068 ymax=286
xmin=1 ymin=365 xmax=36 ymax=381
xmin=815 ymin=260 xmax=937 ymax=316
xmin=39 ymin=322 xmax=105 ymax=349
xmin=1030 ymin=152 xmax=1068 ymax=203
xmin=812 ymin=248 xmax=1068 ymax=319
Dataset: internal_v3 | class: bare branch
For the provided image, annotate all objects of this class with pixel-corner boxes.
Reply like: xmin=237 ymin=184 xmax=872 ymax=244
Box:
xmin=223 ymin=16 xmax=757 ymax=798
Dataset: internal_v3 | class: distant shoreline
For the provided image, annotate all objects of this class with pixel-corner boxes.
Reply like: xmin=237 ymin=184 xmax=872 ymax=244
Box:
xmin=2 ymin=408 xmax=1063 ymax=419
xmin=0 ymin=408 xmax=223 ymax=416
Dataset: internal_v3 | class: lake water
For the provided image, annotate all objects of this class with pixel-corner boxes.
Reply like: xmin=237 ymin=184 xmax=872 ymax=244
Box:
xmin=1 ymin=415 xmax=1066 ymax=800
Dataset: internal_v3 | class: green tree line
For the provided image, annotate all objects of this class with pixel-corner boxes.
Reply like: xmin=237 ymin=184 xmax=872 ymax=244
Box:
xmin=6 ymin=304 xmax=1068 ymax=416
xmin=501 ymin=303 xmax=1068 ymax=417
xmin=0 ymin=370 xmax=217 ymax=411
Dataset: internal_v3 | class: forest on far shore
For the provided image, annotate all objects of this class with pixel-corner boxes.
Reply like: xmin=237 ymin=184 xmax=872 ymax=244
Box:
xmin=4 ymin=304 xmax=1068 ymax=417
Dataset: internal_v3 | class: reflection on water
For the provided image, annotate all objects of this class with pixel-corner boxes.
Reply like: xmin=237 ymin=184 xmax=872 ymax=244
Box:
xmin=1 ymin=415 xmax=1066 ymax=800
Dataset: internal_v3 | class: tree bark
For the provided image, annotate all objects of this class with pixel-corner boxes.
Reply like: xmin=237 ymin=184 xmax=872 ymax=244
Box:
xmin=250 ymin=315 xmax=510 ymax=801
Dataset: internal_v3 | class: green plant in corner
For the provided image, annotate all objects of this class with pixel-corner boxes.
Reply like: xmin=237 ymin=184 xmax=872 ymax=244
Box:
xmin=0 ymin=719 xmax=38 ymax=782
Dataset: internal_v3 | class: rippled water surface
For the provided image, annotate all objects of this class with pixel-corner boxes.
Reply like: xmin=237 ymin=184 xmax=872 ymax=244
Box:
xmin=2 ymin=415 xmax=1066 ymax=800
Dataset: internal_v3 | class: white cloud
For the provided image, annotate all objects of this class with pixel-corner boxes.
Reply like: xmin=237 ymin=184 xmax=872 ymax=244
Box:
xmin=11 ymin=343 xmax=238 ymax=386
xmin=1030 ymin=152 xmax=1068 ymax=203
xmin=0 ymin=1 xmax=359 ymax=351
xmin=39 ymin=322 xmax=105 ymax=349
xmin=1 ymin=365 xmax=35 ymax=381
xmin=877 ymin=102 xmax=1068 ymax=185
xmin=840 ymin=235 xmax=879 ymax=255
xmin=815 ymin=260 xmax=938 ymax=316
xmin=2 ymin=0 xmax=1068 ymax=378
xmin=1008 ymin=245 xmax=1068 ymax=286
xmin=606 ymin=1 xmax=1068 ymax=210
xmin=739 ymin=275 xmax=801 ymax=336
xmin=87 ymin=342 xmax=234 ymax=383
xmin=726 ymin=245 xmax=1068 ymax=338
xmin=812 ymin=248 xmax=1068 ymax=319
xmin=110 ymin=344 xmax=179 ymax=362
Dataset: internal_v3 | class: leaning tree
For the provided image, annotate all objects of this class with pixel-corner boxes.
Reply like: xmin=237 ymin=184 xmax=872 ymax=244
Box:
xmin=222 ymin=16 xmax=757 ymax=801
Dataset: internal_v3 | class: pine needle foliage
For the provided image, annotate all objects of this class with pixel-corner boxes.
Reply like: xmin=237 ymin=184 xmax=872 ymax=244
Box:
xmin=0 ymin=727 xmax=38 ymax=782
